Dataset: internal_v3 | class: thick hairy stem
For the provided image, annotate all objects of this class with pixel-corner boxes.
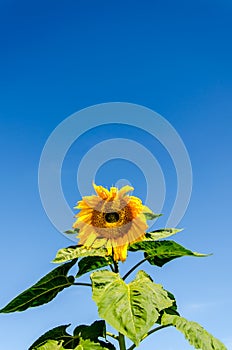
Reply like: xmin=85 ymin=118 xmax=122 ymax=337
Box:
xmin=118 ymin=332 xmax=126 ymax=350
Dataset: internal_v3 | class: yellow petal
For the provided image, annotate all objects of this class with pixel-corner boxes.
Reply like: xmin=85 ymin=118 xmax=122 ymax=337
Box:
xmin=109 ymin=187 xmax=118 ymax=199
xmin=93 ymin=182 xmax=110 ymax=200
xmin=83 ymin=232 xmax=97 ymax=247
xmin=118 ymin=185 xmax=134 ymax=198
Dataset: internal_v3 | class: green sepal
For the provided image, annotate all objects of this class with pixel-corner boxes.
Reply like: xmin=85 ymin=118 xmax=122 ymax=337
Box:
xmin=161 ymin=313 xmax=227 ymax=350
xmin=129 ymin=240 xmax=209 ymax=267
xmin=0 ymin=260 xmax=77 ymax=313
xmin=91 ymin=270 xmax=173 ymax=346
xmin=53 ymin=246 xmax=108 ymax=264
xmin=76 ymin=256 xmax=113 ymax=278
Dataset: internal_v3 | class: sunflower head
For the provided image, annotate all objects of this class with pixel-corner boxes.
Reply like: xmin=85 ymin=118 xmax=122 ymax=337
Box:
xmin=73 ymin=183 xmax=153 ymax=262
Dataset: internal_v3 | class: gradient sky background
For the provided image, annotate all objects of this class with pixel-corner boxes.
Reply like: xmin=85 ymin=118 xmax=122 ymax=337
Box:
xmin=1 ymin=0 xmax=232 ymax=349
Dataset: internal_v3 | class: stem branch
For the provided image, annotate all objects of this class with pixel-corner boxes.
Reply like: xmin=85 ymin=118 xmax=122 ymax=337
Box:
xmin=109 ymin=264 xmax=114 ymax=272
xmin=106 ymin=331 xmax=118 ymax=340
xmin=122 ymin=258 xmax=147 ymax=280
xmin=72 ymin=282 xmax=92 ymax=287
xmin=127 ymin=325 xmax=170 ymax=350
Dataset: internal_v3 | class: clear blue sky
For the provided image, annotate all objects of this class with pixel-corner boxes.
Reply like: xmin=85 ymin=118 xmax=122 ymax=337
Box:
xmin=1 ymin=0 xmax=232 ymax=349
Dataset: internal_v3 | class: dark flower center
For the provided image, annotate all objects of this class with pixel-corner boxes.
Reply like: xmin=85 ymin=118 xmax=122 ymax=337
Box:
xmin=105 ymin=212 xmax=120 ymax=223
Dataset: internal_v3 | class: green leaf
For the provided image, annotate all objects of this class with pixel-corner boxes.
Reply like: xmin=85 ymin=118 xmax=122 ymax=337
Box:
xmin=144 ymin=212 xmax=162 ymax=220
xmin=76 ymin=256 xmax=113 ymax=278
xmin=73 ymin=320 xmax=115 ymax=350
xmin=129 ymin=240 xmax=209 ymax=267
xmin=64 ymin=228 xmax=79 ymax=235
xmin=161 ymin=313 xmax=227 ymax=350
xmin=75 ymin=338 xmax=115 ymax=350
xmin=30 ymin=321 xmax=115 ymax=350
xmin=53 ymin=246 xmax=108 ymax=264
xmin=0 ymin=260 xmax=76 ymax=313
xmin=73 ymin=320 xmax=106 ymax=340
xmin=29 ymin=325 xmax=77 ymax=350
xmin=91 ymin=270 xmax=173 ymax=346
xmin=35 ymin=340 xmax=65 ymax=349
xmin=145 ymin=228 xmax=183 ymax=241
xmin=156 ymin=290 xmax=179 ymax=325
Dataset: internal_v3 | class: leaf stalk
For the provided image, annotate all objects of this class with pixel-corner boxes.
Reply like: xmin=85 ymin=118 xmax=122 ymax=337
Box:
xmin=127 ymin=325 xmax=170 ymax=350
xmin=122 ymin=258 xmax=147 ymax=280
xmin=118 ymin=332 xmax=126 ymax=350
xmin=106 ymin=331 xmax=118 ymax=340
xmin=72 ymin=282 xmax=92 ymax=287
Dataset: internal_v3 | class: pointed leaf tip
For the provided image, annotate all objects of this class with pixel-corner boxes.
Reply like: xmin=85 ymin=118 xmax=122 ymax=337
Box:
xmin=0 ymin=260 xmax=76 ymax=313
xmin=144 ymin=212 xmax=162 ymax=220
xmin=129 ymin=240 xmax=209 ymax=267
xmin=144 ymin=228 xmax=183 ymax=241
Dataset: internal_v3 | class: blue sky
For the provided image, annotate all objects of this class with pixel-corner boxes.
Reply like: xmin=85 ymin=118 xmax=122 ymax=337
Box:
xmin=1 ymin=0 xmax=232 ymax=349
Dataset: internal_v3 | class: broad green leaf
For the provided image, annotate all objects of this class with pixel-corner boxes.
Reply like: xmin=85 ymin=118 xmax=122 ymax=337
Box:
xmin=75 ymin=338 xmax=115 ymax=350
xmin=73 ymin=320 xmax=115 ymax=350
xmin=156 ymin=290 xmax=179 ymax=325
xmin=30 ymin=321 xmax=115 ymax=350
xmin=161 ymin=313 xmax=227 ymax=350
xmin=144 ymin=228 xmax=183 ymax=241
xmin=73 ymin=320 xmax=106 ymax=340
xmin=29 ymin=325 xmax=77 ymax=350
xmin=53 ymin=246 xmax=108 ymax=264
xmin=91 ymin=270 xmax=173 ymax=346
xmin=0 ymin=260 xmax=76 ymax=313
xmin=35 ymin=340 xmax=65 ymax=349
xmin=76 ymin=256 xmax=113 ymax=278
xmin=129 ymin=240 xmax=209 ymax=267
xmin=144 ymin=212 xmax=162 ymax=220
xmin=35 ymin=340 xmax=88 ymax=350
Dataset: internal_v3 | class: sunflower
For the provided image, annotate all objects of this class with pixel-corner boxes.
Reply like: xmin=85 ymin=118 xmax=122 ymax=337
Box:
xmin=73 ymin=183 xmax=153 ymax=262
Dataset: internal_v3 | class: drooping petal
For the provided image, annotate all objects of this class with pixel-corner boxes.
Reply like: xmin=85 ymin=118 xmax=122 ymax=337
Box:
xmin=93 ymin=183 xmax=111 ymax=200
xmin=118 ymin=185 xmax=134 ymax=198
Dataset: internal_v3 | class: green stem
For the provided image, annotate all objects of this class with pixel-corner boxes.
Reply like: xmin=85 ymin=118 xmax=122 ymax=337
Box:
xmin=113 ymin=259 xmax=119 ymax=273
xmin=72 ymin=282 xmax=92 ymax=287
xmin=109 ymin=264 xmax=114 ymax=272
xmin=127 ymin=325 xmax=170 ymax=350
xmin=118 ymin=332 xmax=126 ymax=350
xmin=106 ymin=331 xmax=118 ymax=340
xmin=122 ymin=258 xmax=147 ymax=280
